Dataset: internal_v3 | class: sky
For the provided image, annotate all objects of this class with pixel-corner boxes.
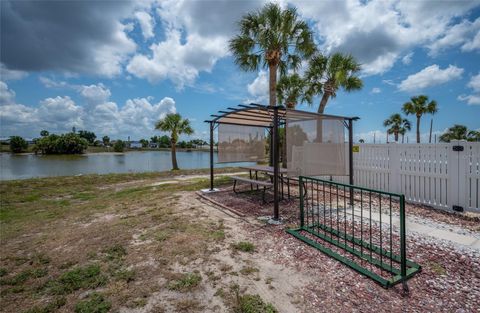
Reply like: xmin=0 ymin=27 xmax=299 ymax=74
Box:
xmin=1 ymin=0 xmax=479 ymax=143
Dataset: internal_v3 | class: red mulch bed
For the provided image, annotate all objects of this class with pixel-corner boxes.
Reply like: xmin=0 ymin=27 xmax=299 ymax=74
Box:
xmin=203 ymin=186 xmax=480 ymax=313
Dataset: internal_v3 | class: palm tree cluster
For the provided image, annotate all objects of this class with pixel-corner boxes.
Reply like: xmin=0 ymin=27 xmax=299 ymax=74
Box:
xmin=439 ymin=125 xmax=480 ymax=142
xmin=383 ymin=113 xmax=411 ymax=143
xmin=383 ymin=95 xmax=438 ymax=143
xmin=229 ymin=2 xmax=363 ymax=112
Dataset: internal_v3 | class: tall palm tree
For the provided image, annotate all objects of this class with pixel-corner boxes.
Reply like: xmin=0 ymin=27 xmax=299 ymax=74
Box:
xmin=439 ymin=124 xmax=480 ymax=142
xmin=229 ymin=2 xmax=316 ymax=107
xmin=276 ymin=73 xmax=307 ymax=108
xmin=383 ymin=113 xmax=411 ymax=142
xmin=402 ymin=95 xmax=437 ymax=143
xmin=155 ymin=113 xmax=193 ymax=170
xmin=305 ymin=52 xmax=363 ymax=114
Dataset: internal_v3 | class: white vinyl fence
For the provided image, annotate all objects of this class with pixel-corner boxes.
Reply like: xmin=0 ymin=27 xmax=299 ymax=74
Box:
xmin=327 ymin=141 xmax=480 ymax=212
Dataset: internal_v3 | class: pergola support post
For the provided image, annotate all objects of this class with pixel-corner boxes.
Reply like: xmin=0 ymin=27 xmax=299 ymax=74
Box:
xmin=273 ymin=107 xmax=279 ymax=220
xmin=209 ymin=121 xmax=214 ymax=191
xmin=348 ymin=119 xmax=354 ymax=205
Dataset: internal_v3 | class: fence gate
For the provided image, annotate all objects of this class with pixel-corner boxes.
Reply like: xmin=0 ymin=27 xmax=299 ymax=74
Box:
xmin=287 ymin=176 xmax=421 ymax=289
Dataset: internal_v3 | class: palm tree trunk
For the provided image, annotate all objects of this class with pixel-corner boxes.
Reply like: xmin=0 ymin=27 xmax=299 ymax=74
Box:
xmin=318 ymin=93 xmax=330 ymax=114
xmin=171 ymin=142 xmax=179 ymax=170
xmin=416 ymin=115 xmax=421 ymax=143
xmin=268 ymin=62 xmax=277 ymax=107
xmin=394 ymin=131 xmax=399 ymax=142
xmin=315 ymin=93 xmax=330 ymax=142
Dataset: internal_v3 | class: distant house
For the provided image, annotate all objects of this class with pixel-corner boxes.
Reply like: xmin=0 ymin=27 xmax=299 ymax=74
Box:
xmin=149 ymin=142 xmax=158 ymax=148
xmin=130 ymin=141 xmax=142 ymax=149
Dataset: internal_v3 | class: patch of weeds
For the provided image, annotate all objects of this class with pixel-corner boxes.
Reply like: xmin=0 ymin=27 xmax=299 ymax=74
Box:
xmin=31 ymin=253 xmax=51 ymax=265
xmin=103 ymin=244 xmax=127 ymax=261
xmin=231 ymin=241 xmax=255 ymax=253
xmin=74 ymin=292 xmax=111 ymax=313
xmin=219 ymin=264 xmax=233 ymax=272
xmin=24 ymin=297 xmax=66 ymax=313
xmin=0 ymin=269 xmax=32 ymax=286
xmin=73 ymin=192 xmax=96 ymax=201
xmin=210 ymin=230 xmax=225 ymax=241
xmin=155 ymin=230 xmax=171 ymax=242
xmin=59 ymin=261 xmax=77 ymax=270
xmin=1 ymin=285 xmax=25 ymax=295
xmin=214 ymin=287 xmax=225 ymax=298
xmin=48 ymin=264 xmax=107 ymax=295
xmin=138 ymin=233 xmax=147 ymax=241
xmin=0 ymin=268 xmax=7 ymax=277
xmin=174 ymin=299 xmax=203 ymax=312
xmin=127 ymin=298 xmax=148 ymax=308
xmin=427 ymin=261 xmax=447 ymax=276
xmin=167 ymin=273 xmax=202 ymax=292
xmin=240 ymin=266 xmax=259 ymax=276
xmin=234 ymin=294 xmax=277 ymax=313
xmin=114 ymin=268 xmax=135 ymax=283
xmin=32 ymin=268 xmax=48 ymax=278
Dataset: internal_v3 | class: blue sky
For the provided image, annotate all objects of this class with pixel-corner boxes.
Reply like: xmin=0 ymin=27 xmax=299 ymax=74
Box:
xmin=1 ymin=0 xmax=479 ymax=142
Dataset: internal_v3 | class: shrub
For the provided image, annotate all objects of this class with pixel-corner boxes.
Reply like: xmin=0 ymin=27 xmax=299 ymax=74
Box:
xmin=33 ymin=133 xmax=88 ymax=154
xmin=9 ymin=136 xmax=28 ymax=153
xmin=113 ymin=140 xmax=125 ymax=152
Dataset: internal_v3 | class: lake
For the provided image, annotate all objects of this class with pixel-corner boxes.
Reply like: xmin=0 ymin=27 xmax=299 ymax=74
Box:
xmin=0 ymin=151 xmax=252 ymax=180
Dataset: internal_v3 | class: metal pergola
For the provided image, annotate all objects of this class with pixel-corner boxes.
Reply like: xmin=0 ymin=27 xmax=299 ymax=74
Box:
xmin=205 ymin=103 xmax=359 ymax=221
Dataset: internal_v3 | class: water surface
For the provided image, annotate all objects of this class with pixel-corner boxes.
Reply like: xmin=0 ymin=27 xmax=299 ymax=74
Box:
xmin=0 ymin=151 xmax=251 ymax=180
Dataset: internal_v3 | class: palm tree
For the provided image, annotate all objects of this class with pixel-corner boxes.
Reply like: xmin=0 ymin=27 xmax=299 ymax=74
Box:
xmin=155 ymin=113 xmax=193 ymax=170
xmin=439 ymin=124 xmax=480 ymax=142
xmin=383 ymin=114 xmax=411 ymax=142
xmin=229 ymin=2 xmax=315 ymax=107
xmin=276 ymin=73 xmax=307 ymax=109
xmin=402 ymin=95 xmax=437 ymax=143
xmin=305 ymin=52 xmax=363 ymax=114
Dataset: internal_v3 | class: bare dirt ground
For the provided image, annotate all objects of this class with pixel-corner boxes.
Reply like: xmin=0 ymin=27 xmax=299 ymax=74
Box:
xmin=1 ymin=172 xmax=479 ymax=313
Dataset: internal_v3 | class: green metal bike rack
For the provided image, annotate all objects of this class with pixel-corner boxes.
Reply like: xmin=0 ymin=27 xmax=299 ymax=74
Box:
xmin=287 ymin=176 xmax=421 ymax=289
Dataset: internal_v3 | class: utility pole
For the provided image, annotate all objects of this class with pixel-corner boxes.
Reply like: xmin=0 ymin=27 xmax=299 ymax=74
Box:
xmin=429 ymin=119 xmax=433 ymax=143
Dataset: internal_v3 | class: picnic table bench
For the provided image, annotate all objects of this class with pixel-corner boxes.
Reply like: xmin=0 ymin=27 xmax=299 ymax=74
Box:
xmin=231 ymin=175 xmax=272 ymax=203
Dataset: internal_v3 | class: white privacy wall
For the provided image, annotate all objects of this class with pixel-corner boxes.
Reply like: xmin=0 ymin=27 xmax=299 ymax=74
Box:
xmin=326 ymin=141 xmax=480 ymax=212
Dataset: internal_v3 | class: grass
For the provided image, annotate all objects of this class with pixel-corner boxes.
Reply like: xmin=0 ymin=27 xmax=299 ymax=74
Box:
xmin=74 ymin=293 xmax=111 ymax=313
xmin=231 ymin=241 xmax=256 ymax=253
xmin=0 ymin=167 xmax=246 ymax=312
xmin=24 ymin=297 xmax=66 ymax=313
xmin=48 ymin=264 xmax=107 ymax=295
xmin=234 ymin=294 xmax=277 ymax=313
xmin=167 ymin=273 xmax=202 ymax=292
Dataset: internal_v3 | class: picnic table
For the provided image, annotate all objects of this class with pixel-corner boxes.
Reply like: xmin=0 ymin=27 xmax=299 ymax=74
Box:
xmin=239 ymin=165 xmax=292 ymax=199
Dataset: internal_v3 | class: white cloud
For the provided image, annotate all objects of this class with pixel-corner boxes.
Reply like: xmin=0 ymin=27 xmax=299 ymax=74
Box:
xmin=245 ymin=71 xmax=269 ymax=104
xmin=37 ymin=96 xmax=84 ymax=127
xmin=293 ymin=0 xmax=478 ymax=75
xmin=458 ymin=73 xmax=480 ymax=105
xmin=135 ymin=11 xmax=155 ymax=40
xmin=0 ymin=81 xmax=16 ymax=105
xmin=371 ymin=87 xmax=381 ymax=94
xmin=402 ymin=52 xmax=413 ymax=65
xmin=0 ymin=63 xmax=28 ymax=81
xmin=0 ymin=81 xmax=178 ymax=138
xmin=457 ymin=94 xmax=480 ymax=105
xmin=398 ymin=64 xmax=464 ymax=92
xmin=467 ymin=73 xmax=480 ymax=92
xmin=127 ymin=28 xmax=227 ymax=89
xmin=79 ymin=84 xmax=112 ymax=105
xmin=428 ymin=17 xmax=480 ymax=55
